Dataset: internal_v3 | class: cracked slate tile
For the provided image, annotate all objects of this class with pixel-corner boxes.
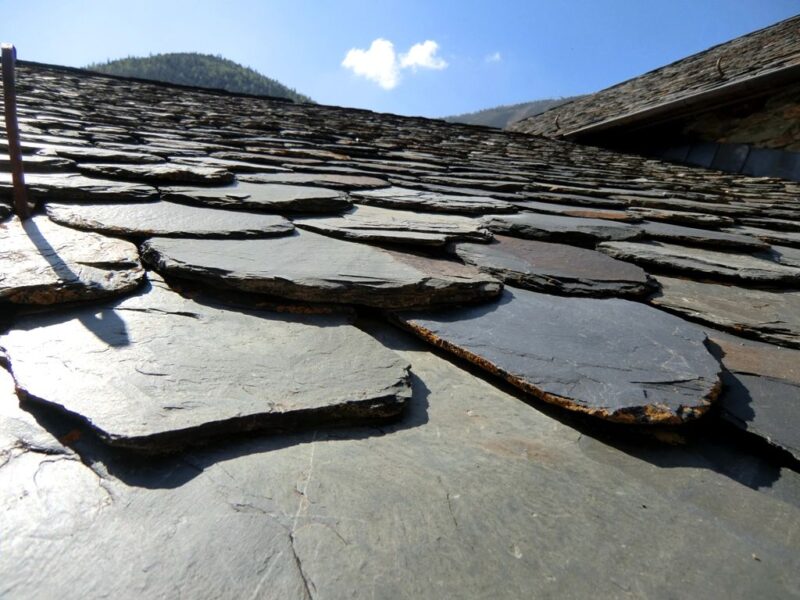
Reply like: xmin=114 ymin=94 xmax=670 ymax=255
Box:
xmin=393 ymin=286 xmax=721 ymax=424
xmin=160 ymin=181 xmax=350 ymax=213
xmin=0 ymin=276 xmax=412 ymax=452
xmin=45 ymin=200 xmax=294 ymax=239
xmin=651 ymin=276 xmax=800 ymax=349
xmin=0 ymin=215 xmax=144 ymax=305
xmin=599 ymin=241 xmax=800 ymax=285
xmin=294 ymin=204 xmax=492 ymax=246
xmin=141 ymin=230 xmax=502 ymax=308
xmin=453 ymin=235 xmax=653 ymax=297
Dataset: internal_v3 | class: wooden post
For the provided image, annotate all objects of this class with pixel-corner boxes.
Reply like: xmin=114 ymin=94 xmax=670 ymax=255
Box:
xmin=2 ymin=43 xmax=31 ymax=219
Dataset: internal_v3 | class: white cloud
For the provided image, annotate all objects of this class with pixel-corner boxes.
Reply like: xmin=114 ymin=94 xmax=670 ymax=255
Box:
xmin=399 ymin=40 xmax=448 ymax=71
xmin=342 ymin=38 xmax=448 ymax=89
xmin=341 ymin=38 xmax=400 ymax=90
xmin=485 ymin=51 xmax=502 ymax=63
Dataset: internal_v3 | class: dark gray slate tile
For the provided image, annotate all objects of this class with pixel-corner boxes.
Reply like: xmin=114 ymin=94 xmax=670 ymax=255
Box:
xmin=352 ymin=186 xmax=515 ymax=214
xmin=394 ymin=287 xmax=721 ymax=424
xmin=77 ymin=163 xmax=235 ymax=186
xmin=142 ymin=230 xmax=502 ymax=308
xmin=0 ymin=153 xmax=76 ymax=173
xmin=295 ymin=205 xmax=491 ymax=246
xmin=161 ymin=181 xmax=349 ymax=213
xmin=626 ymin=207 xmax=735 ymax=228
xmin=0 ymin=216 xmax=144 ymax=305
xmin=46 ymin=201 xmax=294 ymax=239
xmin=0 ymin=173 xmax=158 ymax=203
xmin=766 ymin=245 xmax=800 ymax=268
xmin=1 ymin=278 xmax=411 ymax=452
xmin=651 ymin=276 xmax=800 ymax=349
xmin=36 ymin=144 xmax=166 ymax=164
xmin=454 ymin=235 xmax=653 ymax=297
xmin=639 ymin=221 xmax=768 ymax=251
xmin=240 ymin=172 xmax=390 ymax=190
xmin=508 ymin=199 xmax=634 ymax=222
xmin=725 ymin=226 xmax=800 ymax=249
xmin=599 ymin=241 xmax=800 ymax=285
xmin=484 ymin=212 xmax=641 ymax=246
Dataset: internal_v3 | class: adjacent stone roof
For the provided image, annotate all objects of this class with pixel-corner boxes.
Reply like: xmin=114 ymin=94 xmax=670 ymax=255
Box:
xmin=510 ymin=15 xmax=800 ymax=138
xmin=2 ymin=61 xmax=800 ymax=597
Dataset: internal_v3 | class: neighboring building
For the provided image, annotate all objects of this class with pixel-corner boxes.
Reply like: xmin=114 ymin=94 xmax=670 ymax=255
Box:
xmin=511 ymin=15 xmax=800 ymax=180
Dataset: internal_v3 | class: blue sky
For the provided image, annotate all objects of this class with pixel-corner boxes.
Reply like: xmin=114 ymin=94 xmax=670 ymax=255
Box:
xmin=1 ymin=1 xmax=797 ymax=117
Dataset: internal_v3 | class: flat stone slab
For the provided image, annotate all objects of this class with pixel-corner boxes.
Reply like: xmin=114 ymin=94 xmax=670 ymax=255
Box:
xmin=651 ymin=276 xmax=800 ymax=349
xmin=511 ymin=200 xmax=635 ymax=222
xmin=626 ymin=207 xmax=735 ymax=227
xmin=639 ymin=221 xmax=768 ymax=251
xmin=599 ymin=241 xmax=800 ymax=285
xmin=0 ymin=173 xmax=158 ymax=204
xmin=0 ymin=216 xmax=144 ymax=304
xmin=394 ymin=287 xmax=721 ymax=423
xmin=240 ymin=172 xmax=390 ymax=190
xmin=295 ymin=205 xmax=492 ymax=246
xmin=141 ymin=230 xmax=502 ymax=308
xmin=484 ymin=212 xmax=640 ymax=245
xmin=1 ymin=278 xmax=411 ymax=452
xmin=725 ymin=226 xmax=800 ymax=249
xmin=161 ymin=181 xmax=349 ymax=213
xmin=352 ymin=186 xmax=515 ymax=214
xmin=1 ymin=153 xmax=75 ymax=172
xmin=454 ymin=235 xmax=653 ymax=297
xmin=767 ymin=245 xmax=800 ymax=268
xmin=46 ymin=200 xmax=294 ymax=239
xmin=77 ymin=163 xmax=235 ymax=186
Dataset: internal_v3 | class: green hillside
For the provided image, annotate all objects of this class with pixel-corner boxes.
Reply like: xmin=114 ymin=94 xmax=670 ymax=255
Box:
xmin=445 ymin=96 xmax=583 ymax=129
xmin=86 ymin=53 xmax=312 ymax=103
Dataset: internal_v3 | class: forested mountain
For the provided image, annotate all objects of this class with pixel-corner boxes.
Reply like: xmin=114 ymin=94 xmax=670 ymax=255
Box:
xmin=86 ymin=53 xmax=312 ymax=103
xmin=445 ymin=96 xmax=583 ymax=129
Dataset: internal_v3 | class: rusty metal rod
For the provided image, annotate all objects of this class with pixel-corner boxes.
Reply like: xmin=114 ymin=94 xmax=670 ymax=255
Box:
xmin=2 ymin=43 xmax=31 ymax=219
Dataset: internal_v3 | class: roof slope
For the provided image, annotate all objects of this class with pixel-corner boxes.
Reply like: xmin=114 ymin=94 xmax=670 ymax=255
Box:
xmin=510 ymin=15 xmax=800 ymax=137
xmin=1 ymin=62 xmax=800 ymax=597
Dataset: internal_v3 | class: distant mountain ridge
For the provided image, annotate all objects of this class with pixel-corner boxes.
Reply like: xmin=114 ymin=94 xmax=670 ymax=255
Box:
xmin=444 ymin=96 xmax=584 ymax=129
xmin=86 ymin=53 xmax=312 ymax=103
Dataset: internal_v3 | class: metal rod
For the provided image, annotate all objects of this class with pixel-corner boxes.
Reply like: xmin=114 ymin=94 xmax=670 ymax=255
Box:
xmin=2 ymin=43 xmax=31 ymax=219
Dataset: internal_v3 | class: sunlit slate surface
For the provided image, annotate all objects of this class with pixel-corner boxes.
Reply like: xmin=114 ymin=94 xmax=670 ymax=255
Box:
xmin=1 ymin=60 xmax=799 ymax=597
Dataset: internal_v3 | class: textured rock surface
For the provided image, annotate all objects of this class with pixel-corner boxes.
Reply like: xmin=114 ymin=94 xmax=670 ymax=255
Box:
xmin=599 ymin=241 xmax=800 ymax=285
xmin=1 ymin=278 xmax=411 ymax=452
xmin=142 ymin=231 xmax=502 ymax=308
xmin=0 ymin=216 xmax=143 ymax=304
xmin=511 ymin=200 xmax=634 ymax=222
xmin=454 ymin=235 xmax=653 ymax=297
xmin=353 ymin=186 xmax=515 ymax=214
xmin=726 ymin=225 xmax=800 ymax=249
xmin=77 ymin=162 xmax=235 ymax=185
xmin=0 ymin=172 xmax=157 ymax=203
xmin=2 ymin=325 xmax=798 ymax=599
xmin=394 ymin=287 xmax=721 ymax=423
xmin=652 ymin=276 xmax=800 ymax=349
xmin=161 ymin=181 xmax=349 ymax=213
xmin=484 ymin=212 xmax=640 ymax=245
xmin=626 ymin=207 xmax=735 ymax=227
xmin=46 ymin=200 xmax=294 ymax=238
xmin=295 ymin=205 xmax=492 ymax=246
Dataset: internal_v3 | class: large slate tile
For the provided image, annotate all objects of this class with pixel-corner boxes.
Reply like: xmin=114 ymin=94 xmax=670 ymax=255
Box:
xmin=453 ymin=235 xmax=653 ymax=297
xmin=77 ymin=162 xmax=235 ymax=186
xmin=161 ymin=181 xmax=349 ymax=213
xmin=0 ymin=216 xmax=144 ymax=305
xmin=0 ymin=172 xmax=158 ymax=204
xmin=484 ymin=212 xmax=640 ymax=246
xmin=626 ymin=207 xmax=735 ymax=227
xmin=651 ymin=276 xmax=800 ymax=349
xmin=240 ymin=172 xmax=390 ymax=190
xmin=295 ymin=205 xmax=491 ymax=247
xmin=46 ymin=200 xmax=294 ymax=239
xmin=726 ymin=226 xmax=800 ymax=249
xmin=639 ymin=221 xmax=768 ymax=251
xmin=1 ymin=277 xmax=411 ymax=452
xmin=599 ymin=241 xmax=800 ymax=285
xmin=141 ymin=231 xmax=502 ymax=308
xmin=352 ymin=186 xmax=515 ymax=214
xmin=510 ymin=199 xmax=634 ymax=222
xmin=393 ymin=287 xmax=721 ymax=424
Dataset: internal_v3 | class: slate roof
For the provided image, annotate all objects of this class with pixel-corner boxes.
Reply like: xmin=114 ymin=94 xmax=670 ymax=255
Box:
xmin=1 ymin=61 xmax=800 ymax=598
xmin=510 ymin=15 xmax=800 ymax=138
